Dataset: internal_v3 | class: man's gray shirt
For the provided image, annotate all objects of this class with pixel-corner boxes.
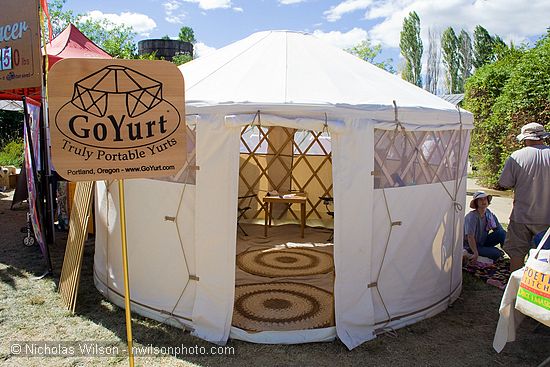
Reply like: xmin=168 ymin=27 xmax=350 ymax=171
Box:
xmin=499 ymin=145 xmax=550 ymax=224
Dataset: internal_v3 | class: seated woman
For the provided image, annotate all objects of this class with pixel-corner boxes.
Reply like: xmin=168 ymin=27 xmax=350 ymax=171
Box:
xmin=464 ymin=191 xmax=507 ymax=262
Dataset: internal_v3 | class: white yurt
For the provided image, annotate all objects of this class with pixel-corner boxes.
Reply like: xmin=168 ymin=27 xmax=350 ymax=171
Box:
xmin=93 ymin=30 xmax=473 ymax=350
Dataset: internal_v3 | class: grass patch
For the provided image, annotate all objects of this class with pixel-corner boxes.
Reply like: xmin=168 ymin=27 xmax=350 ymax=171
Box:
xmin=0 ymin=192 xmax=548 ymax=367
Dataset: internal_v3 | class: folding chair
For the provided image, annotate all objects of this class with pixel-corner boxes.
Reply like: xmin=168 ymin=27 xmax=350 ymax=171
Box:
xmin=319 ymin=196 xmax=334 ymax=241
xmin=238 ymin=194 xmax=256 ymax=236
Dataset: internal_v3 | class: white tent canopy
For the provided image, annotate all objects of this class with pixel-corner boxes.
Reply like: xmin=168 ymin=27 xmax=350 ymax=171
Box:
xmin=94 ymin=30 xmax=472 ymax=350
xmin=182 ymin=30 xmax=472 ymax=128
xmin=0 ymin=100 xmax=23 ymax=111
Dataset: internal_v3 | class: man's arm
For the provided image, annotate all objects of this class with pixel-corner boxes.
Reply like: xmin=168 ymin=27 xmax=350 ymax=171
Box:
xmin=498 ymin=156 xmax=516 ymax=189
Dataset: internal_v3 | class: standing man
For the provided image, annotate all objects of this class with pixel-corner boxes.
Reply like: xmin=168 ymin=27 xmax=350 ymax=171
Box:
xmin=499 ymin=122 xmax=550 ymax=271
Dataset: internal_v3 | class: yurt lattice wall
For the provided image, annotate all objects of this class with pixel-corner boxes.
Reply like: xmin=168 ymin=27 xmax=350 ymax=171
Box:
xmin=238 ymin=125 xmax=333 ymax=225
xmin=373 ymin=128 xmax=470 ymax=189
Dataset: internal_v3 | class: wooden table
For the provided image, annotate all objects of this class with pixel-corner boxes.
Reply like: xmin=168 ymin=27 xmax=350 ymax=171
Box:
xmin=263 ymin=194 xmax=307 ymax=238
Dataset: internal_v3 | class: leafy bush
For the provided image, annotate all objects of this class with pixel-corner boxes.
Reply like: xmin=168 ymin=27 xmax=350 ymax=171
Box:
xmin=172 ymin=52 xmax=193 ymax=66
xmin=0 ymin=139 xmax=24 ymax=167
xmin=464 ymin=33 xmax=550 ymax=187
xmin=0 ymin=110 xmax=23 ymax=148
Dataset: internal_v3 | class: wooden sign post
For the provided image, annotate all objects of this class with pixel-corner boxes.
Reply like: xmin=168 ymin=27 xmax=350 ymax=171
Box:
xmin=48 ymin=59 xmax=186 ymax=367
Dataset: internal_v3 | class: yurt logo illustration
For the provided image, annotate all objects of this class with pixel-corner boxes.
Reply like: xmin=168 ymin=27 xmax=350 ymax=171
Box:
xmin=55 ymin=65 xmax=181 ymax=150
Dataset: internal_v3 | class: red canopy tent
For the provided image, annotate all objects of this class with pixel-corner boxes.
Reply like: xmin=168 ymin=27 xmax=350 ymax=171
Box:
xmin=0 ymin=24 xmax=112 ymax=101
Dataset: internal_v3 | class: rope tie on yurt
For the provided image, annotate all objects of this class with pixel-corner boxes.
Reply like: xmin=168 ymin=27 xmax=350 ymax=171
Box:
xmin=448 ymin=105 xmax=466 ymax=306
xmin=370 ymin=188 xmax=401 ymax=327
xmin=162 ymin=163 xmax=195 ymax=328
xmin=391 ymin=101 xmax=465 ymax=310
xmin=454 ymin=106 xmax=466 ymax=209
xmin=375 ymin=327 xmax=399 ymax=338
xmin=322 ymin=113 xmax=329 ymax=134
xmin=255 ymin=110 xmax=262 ymax=128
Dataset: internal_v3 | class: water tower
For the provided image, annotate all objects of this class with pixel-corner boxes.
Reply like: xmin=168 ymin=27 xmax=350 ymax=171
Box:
xmin=138 ymin=39 xmax=193 ymax=61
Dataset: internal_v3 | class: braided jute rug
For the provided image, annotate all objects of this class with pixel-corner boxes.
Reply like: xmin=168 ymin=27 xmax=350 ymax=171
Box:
xmin=237 ymin=247 xmax=333 ymax=278
xmin=232 ymin=282 xmax=334 ymax=331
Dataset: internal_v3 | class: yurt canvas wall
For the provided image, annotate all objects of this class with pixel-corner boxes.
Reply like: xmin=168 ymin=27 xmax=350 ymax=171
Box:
xmin=93 ymin=30 xmax=473 ymax=350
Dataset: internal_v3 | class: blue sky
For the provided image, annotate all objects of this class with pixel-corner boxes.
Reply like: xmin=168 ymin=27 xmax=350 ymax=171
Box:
xmin=63 ymin=0 xmax=550 ymax=66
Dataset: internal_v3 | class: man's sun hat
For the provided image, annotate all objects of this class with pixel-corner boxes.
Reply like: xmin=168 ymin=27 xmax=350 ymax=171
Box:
xmin=516 ymin=122 xmax=550 ymax=141
xmin=470 ymin=191 xmax=492 ymax=209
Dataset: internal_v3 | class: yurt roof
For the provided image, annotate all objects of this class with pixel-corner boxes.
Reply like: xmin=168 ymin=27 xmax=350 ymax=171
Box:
xmin=179 ymin=30 xmax=472 ymax=127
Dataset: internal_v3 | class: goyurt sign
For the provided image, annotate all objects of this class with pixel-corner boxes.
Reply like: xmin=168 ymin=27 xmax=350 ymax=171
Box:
xmin=48 ymin=59 xmax=186 ymax=181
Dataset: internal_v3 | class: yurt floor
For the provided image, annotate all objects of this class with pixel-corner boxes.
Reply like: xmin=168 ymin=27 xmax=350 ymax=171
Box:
xmin=233 ymin=223 xmax=335 ymax=332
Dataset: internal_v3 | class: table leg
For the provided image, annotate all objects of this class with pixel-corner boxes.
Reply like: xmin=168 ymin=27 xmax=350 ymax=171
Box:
xmin=269 ymin=203 xmax=273 ymax=227
xmin=264 ymin=202 xmax=268 ymax=237
xmin=301 ymin=202 xmax=305 ymax=238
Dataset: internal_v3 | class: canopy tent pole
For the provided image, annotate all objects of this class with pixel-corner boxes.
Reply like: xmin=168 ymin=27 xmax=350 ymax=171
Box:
xmin=39 ymin=4 xmax=55 ymax=274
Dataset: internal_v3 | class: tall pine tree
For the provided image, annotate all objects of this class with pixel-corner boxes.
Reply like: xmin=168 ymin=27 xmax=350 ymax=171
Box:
xmin=441 ymin=27 xmax=460 ymax=94
xmin=399 ymin=11 xmax=423 ymax=87
xmin=458 ymin=29 xmax=473 ymax=92
xmin=425 ymin=28 xmax=441 ymax=94
xmin=473 ymin=25 xmax=494 ymax=68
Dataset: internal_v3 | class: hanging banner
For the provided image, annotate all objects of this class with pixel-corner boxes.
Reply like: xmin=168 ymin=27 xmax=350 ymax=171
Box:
xmin=48 ymin=58 xmax=186 ymax=181
xmin=0 ymin=0 xmax=42 ymax=90
xmin=23 ymin=97 xmax=46 ymax=258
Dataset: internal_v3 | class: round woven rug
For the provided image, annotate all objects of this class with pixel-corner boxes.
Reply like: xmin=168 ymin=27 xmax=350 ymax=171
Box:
xmin=237 ymin=248 xmax=333 ymax=277
xmin=232 ymin=282 xmax=334 ymax=331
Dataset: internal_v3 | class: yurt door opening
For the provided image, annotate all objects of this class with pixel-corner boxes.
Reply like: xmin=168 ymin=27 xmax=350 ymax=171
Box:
xmin=233 ymin=124 xmax=336 ymax=334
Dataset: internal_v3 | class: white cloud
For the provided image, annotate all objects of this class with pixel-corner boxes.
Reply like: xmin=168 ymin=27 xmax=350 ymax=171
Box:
xmin=324 ymin=0 xmax=550 ymax=49
xmin=194 ymin=42 xmax=217 ymax=57
xmin=182 ymin=0 xmax=232 ymax=10
xmin=163 ymin=0 xmax=187 ymax=24
xmin=83 ymin=10 xmax=157 ymax=36
xmin=233 ymin=7 xmax=244 ymax=12
xmin=324 ymin=0 xmax=373 ymax=22
xmin=279 ymin=0 xmax=307 ymax=4
xmin=163 ymin=0 xmax=181 ymax=13
xmin=312 ymin=27 xmax=369 ymax=49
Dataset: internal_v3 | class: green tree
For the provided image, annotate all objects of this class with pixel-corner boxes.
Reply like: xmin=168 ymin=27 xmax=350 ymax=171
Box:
xmin=346 ymin=40 xmax=395 ymax=73
xmin=172 ymin=53 xmax=193 ymax=66
xmin=458 ymin=29 xmax=473 ymax=92
xmin=78 ymin=19 xmax=136 ymax=59
xmin=0 ymin=139 xmax=24 ymax=167
xmin=45 ymin=0 xmax=138 ymax=59
xmin=178 ymin=26 xmax=196 ymax=44
xmin=0 ymin=110 xmax=23 ymax=149
xmin=463 ymin=37 xmax=545 ymax=187
xmin=424 ymin=28 xmax=440 ymax=94
xmin=441 ymin=27 xmax=460 ymax=93
xmin=161 ymin=35 xmax=171 ymax=40
xmin=46 ymin=0 xmax=77 ymax=37
xmin=399 ymin=11 xmax=423 ymax=86
xmin=473 ymin=25 xmax=493 ymax=68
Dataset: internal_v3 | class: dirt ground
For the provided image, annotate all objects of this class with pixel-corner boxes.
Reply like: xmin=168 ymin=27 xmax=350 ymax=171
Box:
xmin=0 ymin=189 xmax=549 ymax=367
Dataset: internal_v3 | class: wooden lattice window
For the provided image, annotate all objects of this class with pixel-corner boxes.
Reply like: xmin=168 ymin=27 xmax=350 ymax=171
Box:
xmin=374 ymin=128 xmax=469 ymax=189
xmin=239 ymin=126 xmax=333 ymax=221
